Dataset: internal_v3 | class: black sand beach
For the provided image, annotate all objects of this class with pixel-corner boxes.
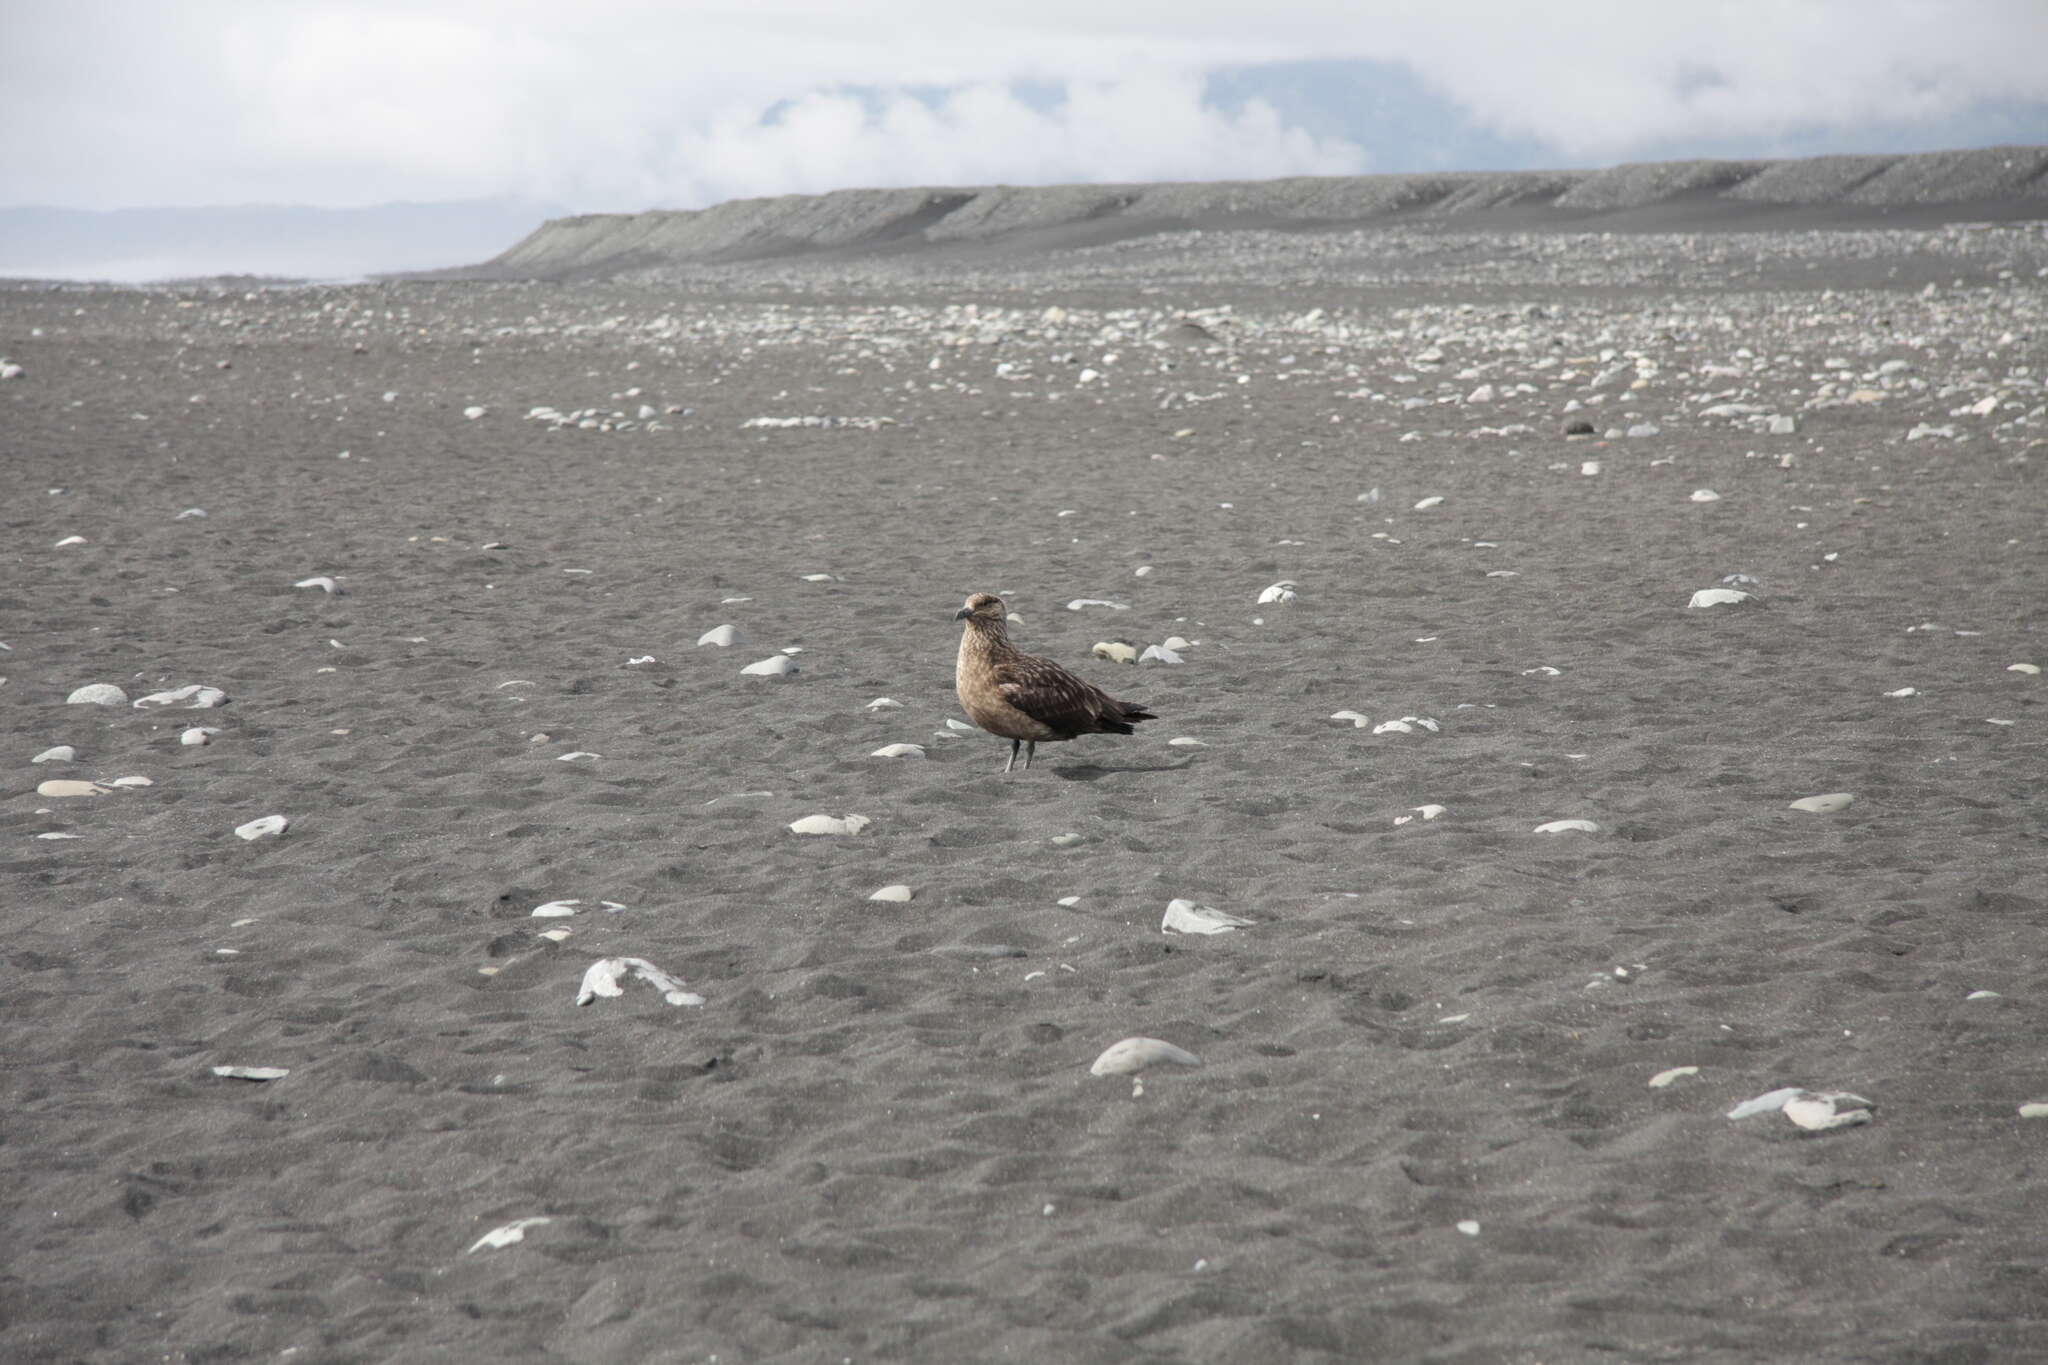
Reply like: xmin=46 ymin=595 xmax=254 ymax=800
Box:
xmin=4 ymin=183 xmax=2047 ymax=1363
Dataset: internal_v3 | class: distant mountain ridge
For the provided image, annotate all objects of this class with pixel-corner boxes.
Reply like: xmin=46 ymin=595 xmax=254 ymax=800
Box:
xmin=475 ymin=146 xmax=2048 ymax=280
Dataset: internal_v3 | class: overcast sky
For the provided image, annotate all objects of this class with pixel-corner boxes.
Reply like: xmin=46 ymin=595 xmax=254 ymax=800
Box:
xmin=4 ymin=0 xmax=2048 ymax=212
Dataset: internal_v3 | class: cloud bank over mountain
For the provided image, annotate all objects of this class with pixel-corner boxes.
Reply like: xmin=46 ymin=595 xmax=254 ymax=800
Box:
xmin=4 ymin=1 xmax=2045 ymax=214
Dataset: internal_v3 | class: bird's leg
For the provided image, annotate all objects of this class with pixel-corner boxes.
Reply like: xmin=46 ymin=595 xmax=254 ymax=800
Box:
xmin=1004 ymin=739 xmax=1020 ymax=773
xmin=1024 ymin=741 xmax=1036 ymax=769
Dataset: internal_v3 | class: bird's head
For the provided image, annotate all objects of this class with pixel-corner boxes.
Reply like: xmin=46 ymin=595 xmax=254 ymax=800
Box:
xmin=955 ymin=592 xmax=1006 ymax=623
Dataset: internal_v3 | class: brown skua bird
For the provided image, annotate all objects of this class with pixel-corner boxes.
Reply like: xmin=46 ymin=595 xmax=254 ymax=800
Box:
xmin=953 ymin=592 xmax=1157 ymax=772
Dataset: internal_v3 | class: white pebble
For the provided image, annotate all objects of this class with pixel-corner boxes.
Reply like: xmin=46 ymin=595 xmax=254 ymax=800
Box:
xmin=234 ymin=815 xmax=288 ymax=841
xmin=1089 ymin=1037 xmax=1202 ymax=1076
xmin=294 ymin=576 xmax=340 ymax=594
xmin=463 ymin=405 xmax=486 ymax=420
xmin=466 ymin=1218 xmax=552 ymax=1254
xmin=1329 ymin=710 xmax=1370 ymax=728
xmin=1783 ymin=1093 xmax=1875 ymax=1131
xmin=2019 ymin=1103 xmax=2048 ymax=1119
xmin=1256 ymin=581 xmax=1298 ymax=604
xmin=1091 ymin=641 xmax=1138 ymax=665
xmin=31 ymin=746 xmax=76 ymax=763
xmin=697 ymin=625 xmax=746 ymax=647
xmin=175 ymin=507 xmax=208 ymax=520
xmin=1690 ymin=489 xmax=1721 ymax=503
xmin=1139 ymin=645 xmax=1183 ymax=665
xmin=1066 ymin=598 xmax=1129 ymax=611
xmin=870 ymin=743 xmax=926 ymax=759
xmin=1533 ymin=819 xmax=1600 ymax=835
xmin=788 ymin=813 xmax=870 ymax=836
xmin=134 ymin=684 xmax=226 ymax=709
xmin=865 ymin=697 xmax=904 ymax=710
xmin=109 ymin=775 xmax=151 ymax=787
xmin=1413 ymin=496 xmax=1444 ymax=510
xmin=1456 ymin=1221 xmax=1481 ymax=1237
xmin=1167 ymin=736 xmax=1207 ymax=748
xmin=1161 ymin=900 xmax=1253 ymax=935
xmin=530 ymin=900 xmax=581 ymax=917
xmin=54 ymin=535 xmax=86 ymax=547
xmin=211 ymin=1065 xmax=289 ymax=1082
xmin=1788 ymin=792 xmax=1854 ymax=813
xmin=180 ymin=727 xmax=218 ymax=746
xmin=37 ymin=779 xmax=109 ymax=797
xmin=1726 ymin=1086 xmax=1808 ymax=1120
xmin=1648 ymin=1066 xmax=1700 ymax=1089
xmin=575 ymin=957 xmax=703 ymax=1007
xmin=66 ymin=683 xmax=128 ymax=706
xmin=1688 ymin=588 xmax=1755 ymax=608
xmin=2009 ymin=663 xmax=2041 ymax=675
xmin=868 ymin=884 xmax=913 ymax=902
xmin=1884 ymin=687 xmax=1918 ymax=698
xmin=740 ymin=655 xmax=798 ymax=676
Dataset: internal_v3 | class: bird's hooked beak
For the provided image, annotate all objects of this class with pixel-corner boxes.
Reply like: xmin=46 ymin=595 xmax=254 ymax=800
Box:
xmin=954 ymin=605 xmax=973 ymax=621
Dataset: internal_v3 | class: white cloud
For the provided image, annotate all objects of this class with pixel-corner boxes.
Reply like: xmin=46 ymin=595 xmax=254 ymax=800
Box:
xmin=1373 ymin=1 xmax=2048 ymax=157
xmin=649 ymin=78 xmax=1366 ymax=207
xmin=1 ymin=0 xmax=2043 ymax=209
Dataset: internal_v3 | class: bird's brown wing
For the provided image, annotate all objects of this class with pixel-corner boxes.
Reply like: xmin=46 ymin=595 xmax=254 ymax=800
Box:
xmin=991 ymin=653 xmax=1112 ymax=738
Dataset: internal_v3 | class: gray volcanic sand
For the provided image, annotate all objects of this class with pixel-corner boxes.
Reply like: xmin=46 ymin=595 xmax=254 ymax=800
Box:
xmin=4 ymin=218 xmax=2047 ymax=1363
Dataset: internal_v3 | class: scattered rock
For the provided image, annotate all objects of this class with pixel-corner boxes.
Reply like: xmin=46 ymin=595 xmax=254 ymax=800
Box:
xmin=36 ymin=780 xmax=109 ymax=797
xmin=575 ymin=956 xmax=703 ymax=1007
xmin=134 ymin=685 xmax=226 ymax=709
xmin=1161 ymin=900 xmax=1254 ymax=935
xmin=788 ymin=813 xmax=870 ymax=835
xmin=1089 ymin=1037 xmax=1203 ymax=1076
xmin=466 ymin=1218 xmax=552 ymax=1254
